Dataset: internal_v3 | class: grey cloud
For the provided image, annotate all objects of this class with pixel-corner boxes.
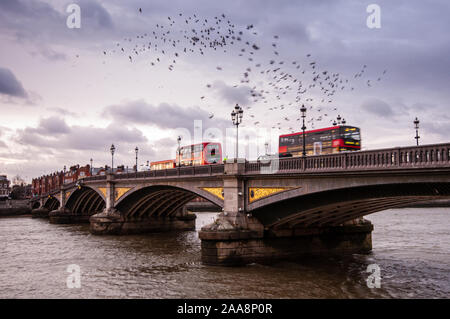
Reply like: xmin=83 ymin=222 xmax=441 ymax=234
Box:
xmin=420 ymin=122 xmax=450 ymax=141
xmin=0 ymin=67 xmax=27 ymax=97
xmin=361 ymin=98 xmax=396 ymax=118
xmin=65 ymin=124 xmax=147 ymax=150
xmin=211 ymin=80 xmax=254 ymax=106
xmin=31 ymin=47 xmax=68 ymax=61
xmin=37 ymin=117 xmax=72 ymax=134
xmin=0 ymin=129 xmax=6 ymax=148
xmin=103 ymin=100 xmax=229 ymax=130
xmin=0 ymin=0 xmax=59 ymax=19
xmin=15 ymin=118 xmax=147 ymax=151
xmin=77 ymin=0 xmax=114 ymax=29
xmin=46 ymin=107 xmax=79 ymax=117
xmin=16 ymin=117 xmax=71 ymax=138
xmin=0 ymin=0 xmax=115 ymax=46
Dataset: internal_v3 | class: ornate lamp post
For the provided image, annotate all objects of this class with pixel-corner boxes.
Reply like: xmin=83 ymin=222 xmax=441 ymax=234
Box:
xmin=414 ymin=117 xmax=420 ymax=146
xmin=135 ymin=146 xmax=139 ymax=177
xmin=90 ymin=158 xmax=93 ymax=176
xmin=110 ymin=144 xmax=115 ymax=174
xmin=231 ymin=104 xmax=243 ymax=159
xmin=300 ymin=104 xmax=307 ymax=157
xmin=177 ymin=136 xmax=182 ymax=167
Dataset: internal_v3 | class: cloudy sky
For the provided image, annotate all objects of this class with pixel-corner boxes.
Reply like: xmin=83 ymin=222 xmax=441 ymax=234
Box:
xmin=0 ymin=0 xmax=449 ymax=182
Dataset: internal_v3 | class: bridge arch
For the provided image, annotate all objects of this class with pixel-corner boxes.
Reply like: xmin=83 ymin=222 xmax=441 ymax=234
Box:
xmin=115 ymin=185 xmax=221 ymax=219
xmin=43 ymin=196 xmax=60 ymax=211
xmin=251 ymin=182 xmax=450 ymax=229
xmin=65 ymin=186 xmax=106 ymax=215
xmin=31 ymin=201 xmax=40 ymax=209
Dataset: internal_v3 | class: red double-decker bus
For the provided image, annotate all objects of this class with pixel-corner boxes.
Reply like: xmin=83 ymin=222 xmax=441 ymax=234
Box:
xmin=279 ymin=125 xmax=361 ymax=157
xmin=176 ymin=142 xmax=222 ymax=166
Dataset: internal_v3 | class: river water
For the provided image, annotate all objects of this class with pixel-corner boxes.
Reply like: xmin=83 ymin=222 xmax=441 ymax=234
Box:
xmin=0 ymin=208 xmax=448 ymax=299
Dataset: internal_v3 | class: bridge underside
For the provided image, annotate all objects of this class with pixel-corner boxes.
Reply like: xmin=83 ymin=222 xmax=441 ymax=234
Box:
xmin=49 ymin=187 xmax=106 ymax=224
xmin=89 ymin=186 xmax=215 ymax=235
xmin=44 ymin=197 xmax=60 ymax=211
xmin=116 ymin=186 xmax=199 ymax=219
xmin=66 ymin=187 xmax=105 ymax=216
xmin=31 ymin=196 xmax=60 ymax=218
xmin=200 ymin=182 xmax=450 ymax=265
xmin=251 ymin=182 xmax=450 ymax=231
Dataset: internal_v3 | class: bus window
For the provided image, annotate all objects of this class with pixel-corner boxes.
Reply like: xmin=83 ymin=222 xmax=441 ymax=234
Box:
xmin=342 ymin=127 xmax=361 ymax=140
xmin=206 ymin=144 xmax=221 ymax=164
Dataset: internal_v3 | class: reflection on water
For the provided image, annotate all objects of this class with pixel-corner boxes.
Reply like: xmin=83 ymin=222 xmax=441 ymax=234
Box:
xmin=0 ymin=208 xmax=448 ymax=298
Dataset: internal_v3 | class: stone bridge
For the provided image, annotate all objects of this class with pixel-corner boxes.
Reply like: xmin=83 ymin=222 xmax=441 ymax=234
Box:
xmin=31 ymin=143 xmax=450 ymax=265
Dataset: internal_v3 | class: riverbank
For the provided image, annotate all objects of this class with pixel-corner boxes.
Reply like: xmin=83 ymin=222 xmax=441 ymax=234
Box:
xmin=0 ymin=200 xmax=31 ymax=217
xmin=0 ymin=207 xmax=31 ymax=216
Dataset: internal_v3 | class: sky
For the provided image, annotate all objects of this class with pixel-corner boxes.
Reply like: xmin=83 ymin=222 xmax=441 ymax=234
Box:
xmin=0 ymin=0 xmax=449 ymax=182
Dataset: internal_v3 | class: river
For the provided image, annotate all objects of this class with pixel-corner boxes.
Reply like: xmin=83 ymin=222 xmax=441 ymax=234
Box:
xmin=0 ymin=208 xmax=448 ymax=298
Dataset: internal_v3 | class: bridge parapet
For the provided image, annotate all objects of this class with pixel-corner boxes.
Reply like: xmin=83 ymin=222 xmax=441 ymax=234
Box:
xmin=86 ymin=164 xmax=225 ymax=180
xmin=245 ymin=143 xmax=450 ymax=174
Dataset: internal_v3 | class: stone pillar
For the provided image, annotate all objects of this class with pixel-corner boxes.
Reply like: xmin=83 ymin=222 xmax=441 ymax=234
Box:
xmin=199 ymin=159 xmax=265 ymax=265
xmin=105 ymin=173 xmax=115 ymax=211
xmin=49 ymin=189 xmax=73 ymax=224
xmin=59 ymin=189 xmax=66 ymax=209
xmin=89 ymin=173 xmax=123 ymax=234
xmin=31 ymin=197 xmax=50 ymax=218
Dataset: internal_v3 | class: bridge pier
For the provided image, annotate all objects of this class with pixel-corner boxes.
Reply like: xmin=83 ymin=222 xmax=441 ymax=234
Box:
xmin=31 ymin=208 xmax=49 ymax=218
xmin=200 ymin=215 xmax=373 ymax=266
xmin=31 ymin=198 xmax=48 ymax=218
xmin=49 ymin=208 xmax=93 ymax=224
xmin=90 ymin=207 xmax=196 ymax=235
xmin=199 ymin=159 xmax=373 ymax=266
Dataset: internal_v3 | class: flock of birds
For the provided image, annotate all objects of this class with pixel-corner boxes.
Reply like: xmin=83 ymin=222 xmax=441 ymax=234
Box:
xmin=98 ymin=8 xmax=388 ymax=134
